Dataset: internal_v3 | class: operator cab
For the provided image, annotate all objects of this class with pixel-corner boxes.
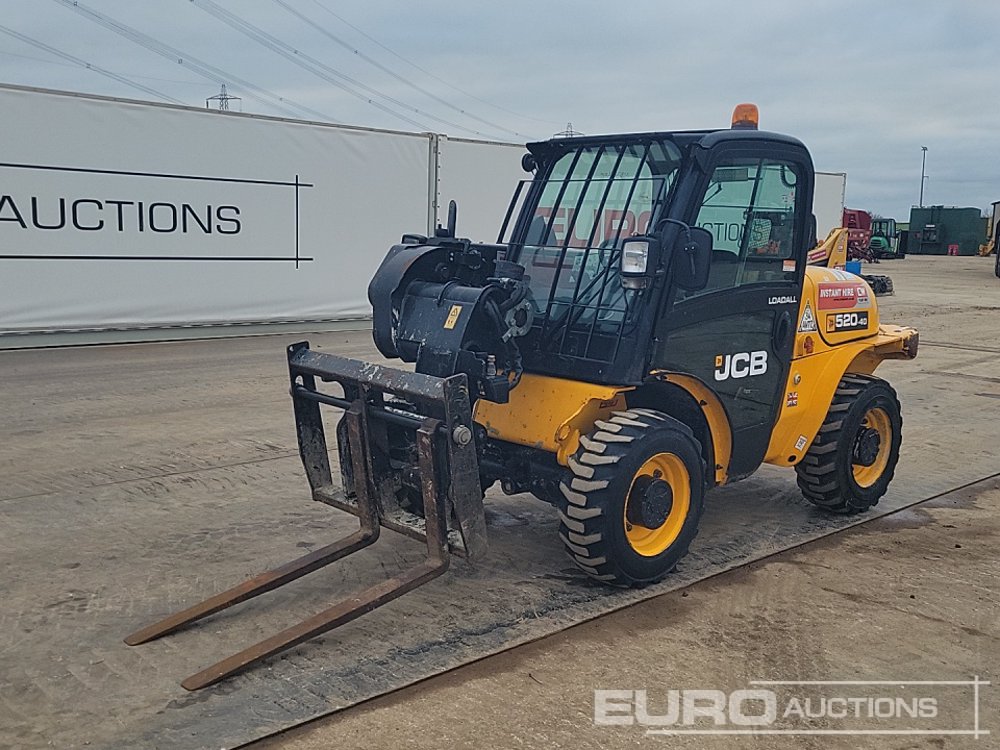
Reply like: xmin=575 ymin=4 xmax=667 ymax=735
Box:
xmin=501 ymin=106 xmax=814 ymax=478
xmin=502 ymin=106 xmax=813 ymax=384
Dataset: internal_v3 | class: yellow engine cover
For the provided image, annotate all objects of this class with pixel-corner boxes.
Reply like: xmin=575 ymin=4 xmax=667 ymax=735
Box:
xmin=764 ymin=266 xmax=917 ymax=466
xmin=798 ymin=266 xmax=881 ymax=351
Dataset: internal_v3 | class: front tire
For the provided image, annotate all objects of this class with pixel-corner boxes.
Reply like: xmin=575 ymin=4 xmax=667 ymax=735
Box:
xmin=796 ymin=374 xmax=902 ymax=513
xmin=557 ymin=409 xmax=705 ymax=587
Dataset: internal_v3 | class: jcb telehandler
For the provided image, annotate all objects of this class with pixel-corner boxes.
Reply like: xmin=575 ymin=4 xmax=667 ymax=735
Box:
xmin=127 ymin=104 xmax=918 ymax=689
xmin=809 ymin=227 xmax=894 ymax=295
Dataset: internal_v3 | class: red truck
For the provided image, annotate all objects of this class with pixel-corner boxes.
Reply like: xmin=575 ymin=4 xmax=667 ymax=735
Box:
xmin=843 ymin=208 xmax=874 ymax=261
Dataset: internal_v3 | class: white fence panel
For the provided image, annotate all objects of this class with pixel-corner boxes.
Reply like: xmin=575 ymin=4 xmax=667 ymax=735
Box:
xmin=814 ymin=171 xmax=847 ymax=238
xmin=434 ymin=136 xmax=526 ymax=243
xmin=0 ymin=85 xmax=430 ymax=336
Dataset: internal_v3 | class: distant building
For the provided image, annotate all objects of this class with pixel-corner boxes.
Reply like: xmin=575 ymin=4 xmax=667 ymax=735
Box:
xmin=907 ymin=205 xmax=986 ymax=255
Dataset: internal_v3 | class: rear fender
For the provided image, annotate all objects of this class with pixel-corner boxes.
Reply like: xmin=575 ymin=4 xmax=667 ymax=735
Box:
xmin=764 ymin=325 xmax=917 ymax=466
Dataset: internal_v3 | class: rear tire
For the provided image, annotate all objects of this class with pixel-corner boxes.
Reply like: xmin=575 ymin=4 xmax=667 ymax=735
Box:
xmin=796 ymin=374 xmax=902 ymax=513
xmin=863 ymin=274 xmax=893 ymax=296
xmin=557 ymin=409 xmax=705 ymax=587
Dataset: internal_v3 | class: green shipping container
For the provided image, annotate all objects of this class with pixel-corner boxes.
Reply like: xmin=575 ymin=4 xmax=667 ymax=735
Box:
xmin=907 ymin=206 xmax=986 ymax=255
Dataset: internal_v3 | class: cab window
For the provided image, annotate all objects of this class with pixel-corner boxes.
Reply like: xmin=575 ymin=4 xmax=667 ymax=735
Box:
xmin=682 ymin=158 xmax=801 ymax=299
xmin=516 ymin=141 xmax=681 ymax=330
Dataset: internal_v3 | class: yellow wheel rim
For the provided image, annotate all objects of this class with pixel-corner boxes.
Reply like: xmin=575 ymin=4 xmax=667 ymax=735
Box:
xmin=624 ymin=452 xmax=691 ymax=557
xmin=852 ymin=407 xmax=892 ymax=488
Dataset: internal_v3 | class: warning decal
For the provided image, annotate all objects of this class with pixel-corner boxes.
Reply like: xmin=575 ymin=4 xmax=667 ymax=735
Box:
xmin=798 ymin=301 xmax=817 ymax=332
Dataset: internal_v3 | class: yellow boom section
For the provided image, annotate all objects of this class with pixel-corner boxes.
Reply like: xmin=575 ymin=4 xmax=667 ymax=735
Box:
xmin=473 ymin=373 xmax=631 ymax=466
xmin=807 ymin=227 xmax=849 ymax=268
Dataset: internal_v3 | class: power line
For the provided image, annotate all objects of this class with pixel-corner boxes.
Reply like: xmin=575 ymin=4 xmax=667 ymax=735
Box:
xmin=271 ymin=0 xmax=526 ymax=139
xmin=49 ymin=0 xmax=336 ymax=123
xmin=190 ymin=0 xmax=513 ymax=138
xmin=0 ymin=47 xmax=86 ymax=67
xmin=189 ymin=0 xmax=427 ymax=132
xmin=305 ymin=0 xmax=560 ymax=129
xmin=0 ymin=46 xmax=211 ymax=88
xmin=0 ymin=25 xmax=185 ymax=105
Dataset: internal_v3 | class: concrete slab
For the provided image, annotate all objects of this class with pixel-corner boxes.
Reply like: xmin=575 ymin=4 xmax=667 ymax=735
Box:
xmin=1 ymin=255 xmax=998 ymax=749
xmin=255 ymin=476 xmax=1000 ymax=750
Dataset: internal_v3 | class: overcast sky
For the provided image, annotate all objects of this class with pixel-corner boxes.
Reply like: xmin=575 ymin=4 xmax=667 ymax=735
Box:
xmin=1 ymin=0 xmax=996 ymax=220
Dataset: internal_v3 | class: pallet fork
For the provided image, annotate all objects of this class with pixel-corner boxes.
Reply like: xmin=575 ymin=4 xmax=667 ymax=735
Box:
xmin=125 ymin=342 xmax=487 ymax=690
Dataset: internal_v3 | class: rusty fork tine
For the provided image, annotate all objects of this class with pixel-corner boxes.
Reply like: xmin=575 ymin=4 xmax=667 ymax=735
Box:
xmin=124 ymin=530 xmax=377 ymax=646
xmin=179 ymin=420 xmax=451 ymax=691
xmin=125 ymin=353 xmax=472 ymax=691
xmin=125 ymin=401 xmax=381 ymax=648
xmin=180 ymin=558 xmax=447 ymax=690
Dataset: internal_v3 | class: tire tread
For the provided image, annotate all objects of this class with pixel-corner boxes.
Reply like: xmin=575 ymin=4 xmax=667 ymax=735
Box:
xmin=795 ymin=374 xmax=901 ymax=513
xmin=556 ymin=410 xmax=705 ymax=587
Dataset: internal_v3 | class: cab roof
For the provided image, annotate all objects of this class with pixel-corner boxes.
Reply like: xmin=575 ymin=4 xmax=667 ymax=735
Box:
xmin=526 ymin=128 xmax=808 ymax=159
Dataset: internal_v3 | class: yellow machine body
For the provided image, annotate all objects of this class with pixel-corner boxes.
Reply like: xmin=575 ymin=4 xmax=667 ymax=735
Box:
xmin=763 ymin=266 xmax=917 ymax=467
xmin=473 ymin=374 xmax=631 ymax=466
xmin=474 ymin=266 xmax=917 ymax=485
xmin=807 ymin=226 xmax=849 ymax=268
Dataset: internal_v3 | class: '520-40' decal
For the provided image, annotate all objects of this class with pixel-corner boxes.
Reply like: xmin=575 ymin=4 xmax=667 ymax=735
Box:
xmin=826 ymin=311 xmax=869 ymax=332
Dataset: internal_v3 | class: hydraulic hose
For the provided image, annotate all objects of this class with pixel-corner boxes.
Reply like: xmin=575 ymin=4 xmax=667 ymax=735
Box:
xmin=483 ymin=293 xmax=524 ymax=387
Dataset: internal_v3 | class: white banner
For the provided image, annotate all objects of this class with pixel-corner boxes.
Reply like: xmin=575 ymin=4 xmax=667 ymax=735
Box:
xmin=0 ymin=85 xmax=431 ymax=335
xmin=435 ymin=136 xmax=526 ymax=243
xmin=0 ymin=86 xmax=850 ymax=345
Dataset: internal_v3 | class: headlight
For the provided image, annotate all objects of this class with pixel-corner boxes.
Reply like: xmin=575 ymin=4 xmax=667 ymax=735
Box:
xmin=621 ymin=238 xmax=650 ymax=276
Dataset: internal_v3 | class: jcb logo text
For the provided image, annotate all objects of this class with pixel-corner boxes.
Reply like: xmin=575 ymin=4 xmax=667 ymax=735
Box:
xmin=714 ymin=351 xmax=768 ymax=381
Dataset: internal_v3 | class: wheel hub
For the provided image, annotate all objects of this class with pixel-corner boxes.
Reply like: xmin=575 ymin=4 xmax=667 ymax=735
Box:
xmin=853 ymin=427 xmax=881 ymax=467
xmin=626 ymin=475 xmax=673 ymax=529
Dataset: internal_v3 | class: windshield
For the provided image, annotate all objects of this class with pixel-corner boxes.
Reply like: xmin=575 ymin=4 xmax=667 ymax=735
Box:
xmin=509 ymin=140 xmax=682 ymax=361
xmin=872 ymin=218 xmax=896 ymax=237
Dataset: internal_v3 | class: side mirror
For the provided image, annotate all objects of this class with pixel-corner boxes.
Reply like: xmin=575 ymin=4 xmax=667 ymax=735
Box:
xmin=673 ymin=226 xmax=712 ymax=291
xmin=619 ymin=236 xmax=661 ymax=290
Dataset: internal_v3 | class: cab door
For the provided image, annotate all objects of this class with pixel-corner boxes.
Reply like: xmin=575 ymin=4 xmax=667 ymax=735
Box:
xmin=653 ymin=143 xmax=812 ymax=481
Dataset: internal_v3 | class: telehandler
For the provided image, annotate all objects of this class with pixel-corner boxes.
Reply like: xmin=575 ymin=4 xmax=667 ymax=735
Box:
xmin=127 ymin=104 xmax=918 ymax=689
xmin=809 ymin=227 xmax=893 ymax=295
